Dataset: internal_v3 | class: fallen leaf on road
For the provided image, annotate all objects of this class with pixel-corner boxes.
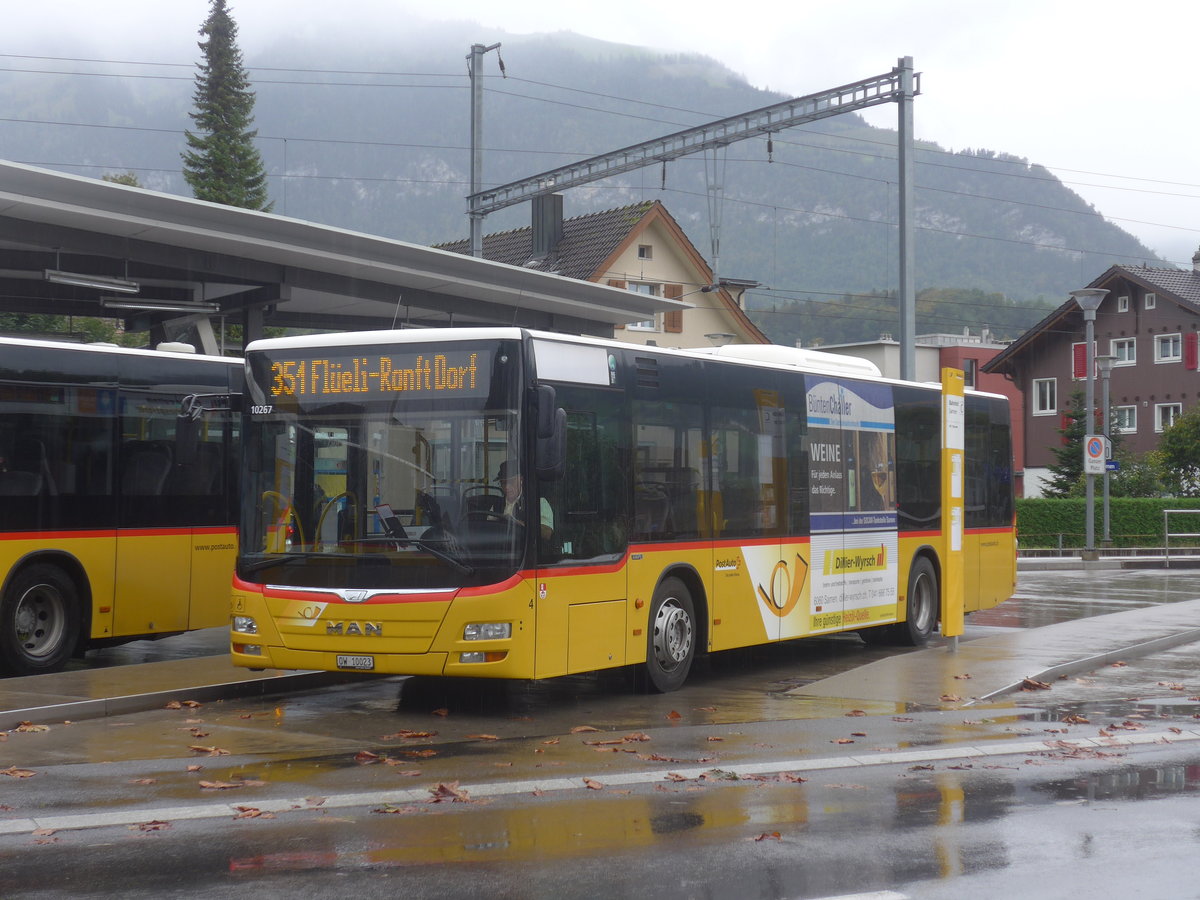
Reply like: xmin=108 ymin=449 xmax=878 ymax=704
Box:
xmin=583 ymin=778 xmax=604 ymax=790
xmin=401 ymin=748 xmax=438 ymax=758
xmin=14 ymin=722 xmax=49 ymax=733
xmin=466 ymin=734 xmax=500 ymax=741
xmin=129 ymin=778 xmax=157 ymax=785
xmin=707 ymin=736 xmax=724 ymax=742
xmin=1063 ymin=715 xmax=1090 ymax=725
xmin=940 ymin=694 xmax=961 ymax=703
xmin=354 ymin=750 xmax=381 ymax=764
xmin=954 ymin=673 xmax=973 ymax=680
xmin=754 ymin=831 xmax=781 ymax=841
xmin=666 ymin=710 xmax=682 ymax=720
xmin=32 ymin=828 xmax=56 ymax=837
xmin=845 ymin=709 xmax=867 ymax=717
xmin=130 ymin=820 xmax=171 ymax=832
xmin=233 ymin=806 xmax=274 ymax=819
xmin=1158 ymin=682 xmax=1185 ymax=691
xmin=1 ymin=767 xmax=36 ymax=778
xmin=188 ymin=745 xmax=230 ymax=756
xmin=570 ymin=725 xmax=600 ymax=734
xmin=199 ymin=780 xmax=251 ymax=790
xmin=1110 ymin=661 xmax=1127 ymax=668
xmin=186 ymin=765 xmax=203 ymax=773
xmin=429 ymin=782 xmax=470 ymax=803
xmin=431 ymin=708 xmax=449 ymax=717
xmin=834 ymin=738 xmax=855 ymax=744
xmin=1020 ymin=678 xmax=1052 ymax=691
xmin=381 ymin=730 xmax=437 ymax=740
xmin=165 ymin=700 xmax=202 ymax=710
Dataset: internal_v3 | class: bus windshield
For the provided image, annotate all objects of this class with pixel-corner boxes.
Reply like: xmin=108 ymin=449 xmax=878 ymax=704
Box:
xmin=241 ymin=339 xmax=524 ymax=589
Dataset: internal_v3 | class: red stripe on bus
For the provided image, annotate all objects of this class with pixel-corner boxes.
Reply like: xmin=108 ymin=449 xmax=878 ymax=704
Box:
xmin=0 ymin=526 xmax=236 ymax=542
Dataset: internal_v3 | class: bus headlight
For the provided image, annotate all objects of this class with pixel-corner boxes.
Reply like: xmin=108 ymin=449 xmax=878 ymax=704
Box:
xmin=233 ymin=643 xmax=263 ymax=656
xmin=232 ymin=615 xmax=258 ymax=635
xmin=463 ymin=622 xmax=511 ymax=641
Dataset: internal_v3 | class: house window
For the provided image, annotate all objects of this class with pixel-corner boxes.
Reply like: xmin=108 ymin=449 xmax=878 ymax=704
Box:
xmin=626 ymin=282 xmax=658 ymax=330
xmin=1117 ymin=295 xmax=1129 ymax=313
xmin=1155 ymin=333 xmax=1182 ymax=363
xmin=1033 ymin=378 xmax=1057 ymax=416
xmin=1155 ymin=402 xmax=1182 ymax=432
xmin=637 ymin=244 xmax=653 ymax=260
xmin=1111 ymin=337 xmax=1136 ymax=366
xmin=1114 ymin=405 xmax=1137 ymax=434
xmin=962 ymin=358 xmax=977 ymax=389
xmin=1145 ymin=292 xmax=1157 ymax=310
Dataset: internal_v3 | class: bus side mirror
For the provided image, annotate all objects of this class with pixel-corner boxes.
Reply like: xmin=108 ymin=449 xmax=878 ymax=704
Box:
xmin=175 ymin=395 xmax=203 ymax=466
xmin=535 ymin=385 xmax=565 ymax=481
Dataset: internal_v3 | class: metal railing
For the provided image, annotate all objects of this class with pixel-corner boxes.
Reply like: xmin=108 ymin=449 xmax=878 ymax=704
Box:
xmin=1163 ymin=509 xmax=1200 ymax=567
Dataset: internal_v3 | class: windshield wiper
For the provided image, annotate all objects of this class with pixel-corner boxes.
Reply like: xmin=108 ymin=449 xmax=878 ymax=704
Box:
xmin=240 ymin=553 xmax=309 ymax=573
xmin=404 ymin=538 xmax=475 ymax=576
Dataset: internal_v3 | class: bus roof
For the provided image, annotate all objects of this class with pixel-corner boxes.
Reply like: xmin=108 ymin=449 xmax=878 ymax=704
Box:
xmin=0 ymin=334 xmax=240 ymax=365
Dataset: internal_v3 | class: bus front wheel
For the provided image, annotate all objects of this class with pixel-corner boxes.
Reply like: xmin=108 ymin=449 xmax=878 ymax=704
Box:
xmin=641 ymin=577 xmax=696 ymax=693
xmin=0 ymin=564 xmax=81 ymax=676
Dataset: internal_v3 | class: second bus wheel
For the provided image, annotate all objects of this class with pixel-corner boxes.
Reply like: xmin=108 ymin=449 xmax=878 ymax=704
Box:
xmin=642 ymin=577 xmax=696 ymax=693
xmin=900 ymin=556 xmax=938 ymax=646
xmin=0 ymin=563 xmax=82 ymax=676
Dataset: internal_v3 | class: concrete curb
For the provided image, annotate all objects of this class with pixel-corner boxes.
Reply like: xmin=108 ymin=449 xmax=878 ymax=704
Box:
xmin=967 ymin=625 xmax=1200 ymax=705
xmin=0 ymin=669 xmax=366 ymax=732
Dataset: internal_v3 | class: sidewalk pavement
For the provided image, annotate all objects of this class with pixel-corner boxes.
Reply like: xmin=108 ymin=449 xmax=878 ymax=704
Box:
xmin=790 ymin=598 xmax=1200 ymax=707
xmin=4 ymin=593 xmax=1200 ymax=731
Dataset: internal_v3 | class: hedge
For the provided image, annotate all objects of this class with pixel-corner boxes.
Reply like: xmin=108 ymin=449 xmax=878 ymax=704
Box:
xmin=1016 ymin=497 xmax=1200 ymax=548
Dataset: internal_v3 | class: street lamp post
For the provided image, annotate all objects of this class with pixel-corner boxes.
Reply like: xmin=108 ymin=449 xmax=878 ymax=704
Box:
xmin=1070 ymin=288 xmax=1109 ymax=557
xmin=1096 ymin=354 xmax=1117 ymax=545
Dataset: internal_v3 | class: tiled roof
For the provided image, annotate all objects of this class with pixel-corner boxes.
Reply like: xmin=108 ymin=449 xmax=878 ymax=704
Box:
xmin=435 ymin=201 xmax=657 ymax=281
xmin=1114 ymin=263 xmax=1200 ymax=308
xmin=982 ymin=260 xmax=1200 ymax=374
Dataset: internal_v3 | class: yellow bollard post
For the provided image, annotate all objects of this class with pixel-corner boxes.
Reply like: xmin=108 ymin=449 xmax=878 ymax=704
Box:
xmin=941 ymin=368 xmax=965 ymax=645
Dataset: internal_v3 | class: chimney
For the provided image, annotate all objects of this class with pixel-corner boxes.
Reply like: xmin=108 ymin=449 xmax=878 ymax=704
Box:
xmin=532 ymin=193 xmax=564 ymax=258
xmin=1193 ymin=245 xmax=1200 ymax=273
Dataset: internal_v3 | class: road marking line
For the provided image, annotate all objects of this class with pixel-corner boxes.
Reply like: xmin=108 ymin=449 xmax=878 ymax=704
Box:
xmin=5 ymin=728 xmax=1199 ymax=837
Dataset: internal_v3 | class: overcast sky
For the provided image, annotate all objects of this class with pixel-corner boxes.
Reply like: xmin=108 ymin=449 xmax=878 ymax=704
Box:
xmin=11 ymin=0 xmax=1200 ymax=265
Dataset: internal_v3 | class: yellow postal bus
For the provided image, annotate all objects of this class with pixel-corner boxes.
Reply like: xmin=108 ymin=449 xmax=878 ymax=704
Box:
xmin=230 ymin=328 xmax=1015 ymax=691
xmin=0 ymin=337 xmax=240 ymax=675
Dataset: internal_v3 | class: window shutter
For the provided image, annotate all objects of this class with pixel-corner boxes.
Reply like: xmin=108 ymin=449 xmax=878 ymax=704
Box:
xmin=1186 ymin=332 xmax=1198 ymax=370
xmin=608 ymin=279 xmax=627 ymax=329
xmin=663 ymin=284 xmax=684 ymax=333
xmin=1072 ymin=343 xmax=1087 ymax=379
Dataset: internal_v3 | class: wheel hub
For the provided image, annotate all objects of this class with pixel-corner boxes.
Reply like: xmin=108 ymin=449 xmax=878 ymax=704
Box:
xmin=653 ymin=600 xmax=693 ymax=670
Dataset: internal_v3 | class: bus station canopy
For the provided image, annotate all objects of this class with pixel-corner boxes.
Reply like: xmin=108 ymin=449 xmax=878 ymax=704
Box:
xmin=0 ymin=161 xmax=686 ymax=345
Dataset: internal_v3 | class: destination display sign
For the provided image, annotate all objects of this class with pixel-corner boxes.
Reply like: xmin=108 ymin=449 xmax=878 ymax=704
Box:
xmin=263 ymin=347 xmax=493 ymax=402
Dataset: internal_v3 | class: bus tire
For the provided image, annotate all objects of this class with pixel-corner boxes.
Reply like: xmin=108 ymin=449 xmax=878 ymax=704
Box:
xmin=0 ymin=563 xmax=81 ymax=676
xmin=641 ymin=577 xmax=696 ymax=693
xmin=900 ymin=556 xmax=938 ymax=646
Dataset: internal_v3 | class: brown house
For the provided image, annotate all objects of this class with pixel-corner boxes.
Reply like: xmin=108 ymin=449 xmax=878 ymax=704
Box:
xmin=437 ymin=198 xmax=769 ymax=347
xmin=984 ymin=249 xmax=1200 ymax=496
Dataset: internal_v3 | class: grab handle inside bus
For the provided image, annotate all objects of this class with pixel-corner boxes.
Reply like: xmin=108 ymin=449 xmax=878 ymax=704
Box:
xmin=534 ymin=384 xmax=566 ymax=481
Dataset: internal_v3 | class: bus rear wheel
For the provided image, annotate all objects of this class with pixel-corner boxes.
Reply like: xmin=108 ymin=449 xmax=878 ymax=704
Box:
xmin=0 ymin=564 xmax=81 ymax=676
xmin=900 ymin=556 xmax=938 ymax=646
xmin=641 ymin=577 xmax=696 ymax=693
xmin=859 ymin=556 xmax=938 ymax=647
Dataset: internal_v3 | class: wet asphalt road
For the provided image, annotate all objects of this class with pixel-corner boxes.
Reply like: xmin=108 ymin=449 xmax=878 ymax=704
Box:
xmin=3 ymin=566 xmax=1200 ymax=898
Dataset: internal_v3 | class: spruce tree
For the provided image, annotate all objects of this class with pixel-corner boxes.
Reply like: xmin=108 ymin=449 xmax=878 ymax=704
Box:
xmin=181 ymin=0 xmax=272 ymax=211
